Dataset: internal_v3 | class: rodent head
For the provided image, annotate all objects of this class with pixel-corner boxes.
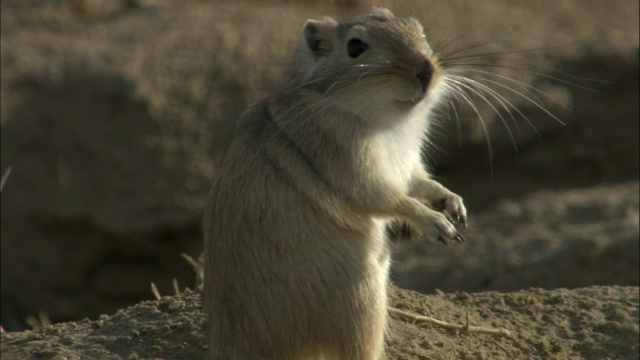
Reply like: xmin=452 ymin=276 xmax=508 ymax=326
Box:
xmin=291 ymin=8 xmax=442 ymax=120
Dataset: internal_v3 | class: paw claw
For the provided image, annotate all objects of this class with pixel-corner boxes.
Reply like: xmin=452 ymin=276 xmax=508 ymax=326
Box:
xmin=454 ymin=234 xmax=465 ymax=243
xmin=447 ymin=213 xmax=468 ymax=229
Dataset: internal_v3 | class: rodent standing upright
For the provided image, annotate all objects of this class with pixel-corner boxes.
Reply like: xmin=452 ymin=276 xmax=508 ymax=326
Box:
xmin=203 ymin=8 xmax=467 ymax=360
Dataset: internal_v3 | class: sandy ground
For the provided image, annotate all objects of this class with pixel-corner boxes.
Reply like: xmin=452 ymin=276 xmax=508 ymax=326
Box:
xmin=1 ymin=285 xmax=638 ymax=359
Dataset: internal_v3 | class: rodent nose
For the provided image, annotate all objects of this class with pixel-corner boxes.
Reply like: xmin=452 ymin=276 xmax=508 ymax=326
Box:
xmin=416 ymin=59 xmax=434 ymax=92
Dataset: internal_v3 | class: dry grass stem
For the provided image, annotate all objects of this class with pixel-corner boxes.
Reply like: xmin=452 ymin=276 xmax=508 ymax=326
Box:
xmin=172 ymin=278 xmax=181 ymax=295
xmin=389 ymin=307 xmax=512 ymax=337
xmin=150 ymin=282 xmax=161 ymax=300
xmin=25 ymin=311 xmax=51 ymax=329
xmin=181 ymin=252 xmax=204 ymax=289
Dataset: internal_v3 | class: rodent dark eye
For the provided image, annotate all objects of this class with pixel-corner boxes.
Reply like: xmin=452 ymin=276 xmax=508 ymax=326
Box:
xmin=347 ymin=39 xmax=368 ymax=58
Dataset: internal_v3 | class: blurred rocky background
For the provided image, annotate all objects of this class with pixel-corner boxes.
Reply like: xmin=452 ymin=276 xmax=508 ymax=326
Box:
xmin=1 ymin=0 xmax=638 ymax=331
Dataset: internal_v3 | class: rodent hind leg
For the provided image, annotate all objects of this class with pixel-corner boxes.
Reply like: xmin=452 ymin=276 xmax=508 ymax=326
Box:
xmin=408 ymin=174 xmax=467 ymax=229
xmin=394 ymin=196 xmax=464 ymax=244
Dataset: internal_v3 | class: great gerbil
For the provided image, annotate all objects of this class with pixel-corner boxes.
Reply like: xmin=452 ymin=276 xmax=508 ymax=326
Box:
xmin=203 ymin=8 xmax=467 ymax=360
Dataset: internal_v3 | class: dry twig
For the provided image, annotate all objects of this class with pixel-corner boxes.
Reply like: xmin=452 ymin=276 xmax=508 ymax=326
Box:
xmin=181 ymin=252 xmax=204 ymax=290
xmin=389 ymin=307 xmax=511 ymax=337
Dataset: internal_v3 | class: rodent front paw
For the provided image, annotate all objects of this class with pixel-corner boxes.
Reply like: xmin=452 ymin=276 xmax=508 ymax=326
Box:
xmin=431 ymin=193 xmax=467 ymax=229
xmin=395 ymin=195 xmax=466 ymax=245
xmin=421 ymin=211 xmax=465 ymax=245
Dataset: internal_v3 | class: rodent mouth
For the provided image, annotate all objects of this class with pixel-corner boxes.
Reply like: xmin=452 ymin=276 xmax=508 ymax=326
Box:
xmin=396 ymin=98 xmax=417 ymax=108
xmin=395 ymin=93 xmax=425 ymax=109
xmin=394 ymin=80 xmax=430 ymax=109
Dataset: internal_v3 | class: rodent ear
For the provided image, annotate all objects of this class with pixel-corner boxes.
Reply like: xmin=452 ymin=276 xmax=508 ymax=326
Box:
xmin=303 ymin=17 xmax=337 ymax=56
xmin=369 ymin=7 xmax=395 ymax=19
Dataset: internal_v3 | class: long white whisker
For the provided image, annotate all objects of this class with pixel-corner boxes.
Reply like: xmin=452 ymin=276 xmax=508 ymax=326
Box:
xmin=447 ymin=61 xmax=601 ymax=93
xmin=440 ymin=81 xmax=494 ymax=176
xmin=448 ymin=74 xmax=525 ymax=137
xmin=445 ymin=76 xmax=519 ymax=152
xmin=447 ymin=73 xmax=545 ymax=142
xmin=445 ymin=97 xmax=463 ymax=147
xmin=449 ymin=67 xmax=570 ymax=111
xmin=448 ymin=69 xmax=566 ymax=126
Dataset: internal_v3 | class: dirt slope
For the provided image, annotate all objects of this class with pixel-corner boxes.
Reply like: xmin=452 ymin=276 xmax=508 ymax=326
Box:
xmin=2 ymin=286 xmax=638 ymax=359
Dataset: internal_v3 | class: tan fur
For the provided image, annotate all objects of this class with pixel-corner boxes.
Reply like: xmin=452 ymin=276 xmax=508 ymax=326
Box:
xmin=204 ymin=8 xmax=467 ymax=360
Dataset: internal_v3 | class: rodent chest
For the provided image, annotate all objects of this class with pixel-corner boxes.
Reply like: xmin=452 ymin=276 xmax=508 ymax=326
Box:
xmin=368 ymin=123 xmax=425 ymax=185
